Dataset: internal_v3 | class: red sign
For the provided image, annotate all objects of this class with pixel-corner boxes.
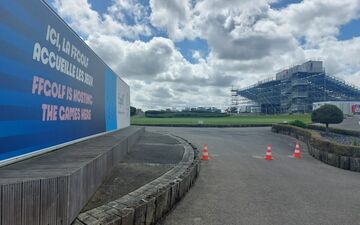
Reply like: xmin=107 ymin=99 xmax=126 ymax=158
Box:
xmin=352 ymin=104 xmax=360 ymax=113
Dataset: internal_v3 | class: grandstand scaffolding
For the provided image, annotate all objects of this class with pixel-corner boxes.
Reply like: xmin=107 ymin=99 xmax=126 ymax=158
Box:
xmin=232 ymin=61 xmax=360 ymax=114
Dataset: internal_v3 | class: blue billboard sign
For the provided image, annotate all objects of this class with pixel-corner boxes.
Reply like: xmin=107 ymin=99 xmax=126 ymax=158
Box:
xmin=0 ymin=0 xmax=130 ymax=163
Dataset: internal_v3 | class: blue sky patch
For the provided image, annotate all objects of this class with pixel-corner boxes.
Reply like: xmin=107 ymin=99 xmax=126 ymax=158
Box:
xmin=271 ymin=0 xmax=303 ymax=9
xmin=175 ymin=38 xmax=209 ymax=64
xmin=338 ymin=19 xmax=360 ymax=41
xmin=88 ymin=0 xmax=111 ymax=15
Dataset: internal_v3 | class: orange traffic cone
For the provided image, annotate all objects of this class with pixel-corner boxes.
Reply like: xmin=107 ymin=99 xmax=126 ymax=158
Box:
xmin=293 ymin=142 xmax=301 ymax=158
xmin=202 ymin=144 xmax=209 ymax=161
xmin=265 ymin=144 xmax=273 ymax=160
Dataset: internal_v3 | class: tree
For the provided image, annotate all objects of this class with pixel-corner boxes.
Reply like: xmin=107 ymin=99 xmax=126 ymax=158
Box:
xmin=130 ymin=106 xmax=137 ymax=116
xmin=311 ymin=104 xmax=343 ymax=133
xmin=225 ymin=107 xmax=237 ymax=114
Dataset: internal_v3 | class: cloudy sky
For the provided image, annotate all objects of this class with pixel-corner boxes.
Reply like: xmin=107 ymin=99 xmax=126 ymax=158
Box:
xmin=47 ymin=0 xmax=360 ymax=110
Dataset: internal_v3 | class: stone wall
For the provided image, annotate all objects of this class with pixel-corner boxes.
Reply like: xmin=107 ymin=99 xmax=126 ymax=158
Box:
xmin=73 ymin=134 xmax=200 ymax=225
xmin=271 ymin=124 xmax=360 ymax=172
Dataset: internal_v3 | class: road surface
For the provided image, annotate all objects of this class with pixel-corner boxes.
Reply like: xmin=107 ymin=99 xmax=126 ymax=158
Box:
xmin=147 ymin=127 xmax=360 ymax=225
xmin=321 ymin=115 xmax=360 ymax=131
xmin=330 ymin=115 xmax=360 ymax=130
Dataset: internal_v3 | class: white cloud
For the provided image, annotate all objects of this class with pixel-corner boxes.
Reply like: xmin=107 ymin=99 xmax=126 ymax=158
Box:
xmin=127 ymin=80 xmax=230 ymax=110
xmin=53 ymin=0 xmax=151 ymax=39
xmin=191 ymin=50 xmax=202 ymax=61
xmin=53 ymin=0 xmax=101 ymax=36
xmin=149 ymin=0 xmax=197 ymax=40
xmin=304 ymin=37 xmax=360 ymax=78
xmin=52 ymin=0 xmax=360 ymax=110
xmin=87 ymin=34 xmax=234 ymax=87
xmin=269 ymin=0 xmax=360 ymax=46
xmin=87 ymin=35 xmax=182 ymax=79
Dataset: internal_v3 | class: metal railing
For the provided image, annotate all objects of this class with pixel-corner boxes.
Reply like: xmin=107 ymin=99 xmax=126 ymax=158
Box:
xmin=291 ymin=79 xmax=308 ymax=86
xmin=291 ymin=92 xmax=308 ymax=98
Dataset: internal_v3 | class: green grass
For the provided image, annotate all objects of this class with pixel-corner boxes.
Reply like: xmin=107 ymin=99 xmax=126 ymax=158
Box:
xmin=131 ymin=114 xmax=312 ymax=126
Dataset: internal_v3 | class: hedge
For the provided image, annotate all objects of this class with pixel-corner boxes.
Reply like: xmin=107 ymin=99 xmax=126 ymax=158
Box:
xmin=133 ymin=124 xmax=273 ymax=128
xmin=144 ymin=111 xmax=229 ymax=118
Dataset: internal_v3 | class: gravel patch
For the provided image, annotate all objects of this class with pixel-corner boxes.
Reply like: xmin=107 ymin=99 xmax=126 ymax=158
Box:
xmin=81 ymin=131 xmax=184 ymax=212
xmin=320 ymin=132 xmax=360 ymax=146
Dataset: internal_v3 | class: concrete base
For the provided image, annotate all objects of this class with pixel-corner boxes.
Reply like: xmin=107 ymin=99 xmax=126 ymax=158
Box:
xmin=0 ymin=126 xmax=145 ymax=225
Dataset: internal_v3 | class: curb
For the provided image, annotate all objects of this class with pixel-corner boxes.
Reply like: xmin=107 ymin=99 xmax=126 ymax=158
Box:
xmin=73 ymin=133 xmax=200 ymax=225
xmin=271 ymin=124 xmax=360 ymax=172
xmin=132 ymin=124 xmax=273 ymax=128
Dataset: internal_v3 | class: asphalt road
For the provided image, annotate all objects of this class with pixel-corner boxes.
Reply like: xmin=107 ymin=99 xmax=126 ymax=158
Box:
xmin=324 ymin=115 xmax=360 ymax=130
xmin=313 ymin=115 xmax=360 ymax=132
xmin=147 ymin=127 xmax=360 ymax=225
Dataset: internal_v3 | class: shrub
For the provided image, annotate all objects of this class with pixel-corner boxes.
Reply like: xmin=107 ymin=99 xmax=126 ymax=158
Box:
xmin=311 ymin=104 xmax=344 ymax=133
xmin=352 ymin=139 xmax=359 ymax=146
xmin=130 ymin=106 xmax=136 ymax=116
xmin=288 ymin=120 xmax=307 ymax=128
xmin=144 ymin=110 xmax=229 ymax=118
